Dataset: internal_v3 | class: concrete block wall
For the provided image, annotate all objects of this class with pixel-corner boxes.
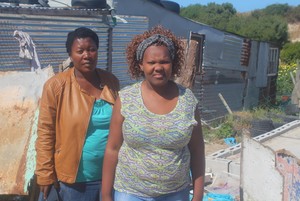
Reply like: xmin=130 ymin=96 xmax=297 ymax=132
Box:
xmin=206 ymin=121 xmax=300 ymax=200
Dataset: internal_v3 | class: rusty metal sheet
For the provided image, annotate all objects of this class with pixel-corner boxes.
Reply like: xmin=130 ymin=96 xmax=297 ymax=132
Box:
xmin=0 ymin=67 xmax=54 ymax=195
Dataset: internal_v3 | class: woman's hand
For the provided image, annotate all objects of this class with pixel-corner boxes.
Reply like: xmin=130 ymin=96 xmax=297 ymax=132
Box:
xmin=101 ymin=196 xmax=113 ymax=201
xmin=191 ymin=195 xmax=203 ymax=201
xmin=39 ymin=185 xmax=51 ymax=199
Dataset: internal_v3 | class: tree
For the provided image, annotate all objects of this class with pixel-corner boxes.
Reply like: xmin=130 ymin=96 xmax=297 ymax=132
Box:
xmin=263 ymin=3 xmax=290 ymax=16
xmin=180 ymin=4 xmax=206 ymax=22
xmin=180 ymin=3 xmax=236 ymax=30
xmin=280 ymin=42 xmax=300 ymax=64
xmin=180 ymin=3 xmax=289 ymax=47
xmin=228 ymin=15 xmax=288 ymax=46
xmin=286 ymin=5 xmax=300 ymax=23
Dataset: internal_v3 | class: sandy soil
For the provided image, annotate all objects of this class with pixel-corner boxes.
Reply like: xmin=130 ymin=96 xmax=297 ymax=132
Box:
xmin=288 ymin=23 xmax=300 ymax=43
xmin=205 ymin=141 xmax=229 ymax=156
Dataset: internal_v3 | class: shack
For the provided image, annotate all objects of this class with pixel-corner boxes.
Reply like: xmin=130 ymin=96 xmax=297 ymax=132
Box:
xmin=113 ymin=0 xmax=280 ymax=123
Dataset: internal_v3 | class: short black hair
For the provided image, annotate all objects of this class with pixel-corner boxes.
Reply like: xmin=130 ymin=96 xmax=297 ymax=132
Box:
xmin=66 ymin=27 xmax=99 ymax=55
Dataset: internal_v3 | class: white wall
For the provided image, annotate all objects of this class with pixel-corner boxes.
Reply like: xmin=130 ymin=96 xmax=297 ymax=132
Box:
xmin=241 ymin=134 xmax=283 ymax=201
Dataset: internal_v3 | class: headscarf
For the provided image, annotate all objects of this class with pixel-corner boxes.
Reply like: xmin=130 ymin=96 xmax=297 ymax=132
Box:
xmin=136 ymin=34 xmax=175 ymax=61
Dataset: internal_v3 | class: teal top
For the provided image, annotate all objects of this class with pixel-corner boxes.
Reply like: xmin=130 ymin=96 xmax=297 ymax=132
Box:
xmin=114 ymin=81 xmax=198 ymax=197
xmin=76 ymin=99 xmax=112 ymax=182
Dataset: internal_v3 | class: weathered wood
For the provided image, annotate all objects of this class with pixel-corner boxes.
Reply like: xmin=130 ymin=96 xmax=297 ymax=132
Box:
xmin=175 ymin=39 xmax=198 ymax=89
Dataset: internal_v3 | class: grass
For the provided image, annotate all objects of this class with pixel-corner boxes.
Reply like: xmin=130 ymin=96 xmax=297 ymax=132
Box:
xmin=202 ymin=107 xmax=287 ymax=143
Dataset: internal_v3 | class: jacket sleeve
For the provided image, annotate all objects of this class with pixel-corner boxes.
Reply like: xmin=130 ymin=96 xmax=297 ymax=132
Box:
xmin=35 ymin=78 xmax=58 ymax=185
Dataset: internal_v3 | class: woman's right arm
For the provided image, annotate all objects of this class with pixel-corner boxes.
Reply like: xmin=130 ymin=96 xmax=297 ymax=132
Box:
xmin=102 ymin=96 xmax=124 ymax=201
xmin=35 ymin=80 xmax=58 ymax=197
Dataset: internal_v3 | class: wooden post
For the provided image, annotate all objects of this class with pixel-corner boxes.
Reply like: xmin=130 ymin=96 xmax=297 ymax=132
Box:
xmin=290 ymin=71 xmax=296 ymax=86
xmin=174 ymin=39 xmax=198 ymax=89
xmin=218 ymin=93 xmax=233 ymax=114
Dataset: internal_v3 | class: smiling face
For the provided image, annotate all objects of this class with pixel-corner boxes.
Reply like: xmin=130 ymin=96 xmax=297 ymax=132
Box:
xmin=70 ymin=37 xmax=98 ymax=74
xmin=139 ymin=45 xmax=173 ymax=87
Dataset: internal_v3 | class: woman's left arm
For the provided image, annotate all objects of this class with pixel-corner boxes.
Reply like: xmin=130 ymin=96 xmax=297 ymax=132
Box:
xmin=188 ymin=108 xmax=205 ymax=201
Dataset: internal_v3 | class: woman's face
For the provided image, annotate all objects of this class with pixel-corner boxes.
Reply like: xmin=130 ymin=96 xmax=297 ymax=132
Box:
xmin=70 ymin=37 xmax=98 ymax=73
xmin=139 ymin=45 xmax=173 ymax=87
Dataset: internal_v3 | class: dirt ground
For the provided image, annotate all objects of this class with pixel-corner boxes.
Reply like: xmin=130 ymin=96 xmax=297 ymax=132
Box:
xmin=205 ymin=140 xmax=229 ymax=156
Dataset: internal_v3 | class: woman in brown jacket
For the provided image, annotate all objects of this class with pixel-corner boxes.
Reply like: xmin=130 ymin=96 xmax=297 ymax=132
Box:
xmin=35 ymin=27 xmax=119 ymax=201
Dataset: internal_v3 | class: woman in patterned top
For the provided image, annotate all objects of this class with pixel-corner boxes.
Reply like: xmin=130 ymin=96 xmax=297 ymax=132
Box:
xmin=102 ymin=25 xmax=205 ymax=201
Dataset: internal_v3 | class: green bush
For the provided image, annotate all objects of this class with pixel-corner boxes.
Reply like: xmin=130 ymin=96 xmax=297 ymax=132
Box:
xmin=203 ymin=116 xmax=236 ymax=141
xmin=214 ymin=122 xmax=234 ymax=139
xmin=286 ymin=5 xmax=300 ymax=23
xmin=203 ymin=108 xmax=285 ymax=142
xmin=280 ymin=42 xmax=300 ymax=64
xmin=276 ymin=62 xmax=297 ymax=96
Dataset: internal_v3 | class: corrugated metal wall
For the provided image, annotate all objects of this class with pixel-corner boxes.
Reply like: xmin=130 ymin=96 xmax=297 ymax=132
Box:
xmin=112 ymin=15 xmax=148 ymax=88
xmin=198 ymin=67 xmax=245 ymax=122
xmin=219 ymin=34 xmax=244 ymax=69
xmin=0 ymin=6 xmax=111 ymax=72
xmin=202 ymin=33 xmax=245 ymax=71
xmin=0 ymin=7 xmax=150 ymax=88
xmin=192 ymin=33 xmax=247 ymax=122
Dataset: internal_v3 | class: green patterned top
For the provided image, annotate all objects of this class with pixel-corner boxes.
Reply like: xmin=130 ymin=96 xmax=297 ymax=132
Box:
xmin=114 ymin=81 xmax=198 ymax=197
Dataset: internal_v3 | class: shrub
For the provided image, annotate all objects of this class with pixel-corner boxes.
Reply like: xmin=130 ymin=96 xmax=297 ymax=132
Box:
xmin=280 ymin=42 xmax=300 ymax=64
xmin=203 ymin=108 xmax=285 ymax=142
xmin=276 ymin=62 xmax=297 ymax=96
xmin=214 ymin=122 xmax=234 ymax=139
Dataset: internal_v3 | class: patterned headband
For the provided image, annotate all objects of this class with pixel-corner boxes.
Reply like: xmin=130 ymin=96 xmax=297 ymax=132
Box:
xmin=136 ymin=34 xmax=175 ymax=61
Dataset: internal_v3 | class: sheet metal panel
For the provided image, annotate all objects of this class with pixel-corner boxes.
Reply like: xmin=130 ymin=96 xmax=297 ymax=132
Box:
xmin=197 ymin=67 xmax=245 ymax=122
xmin=247 ymin=41 xmax=259 ymax=78
xmin=111 ymin=15 xmax=148 ymax=88
xmin=256 ymin=42 xmax=269 ymax=87
xmin=244 ymin=78 xmax=260 ymax=110
xmin=201 ymin=33 xmax=246 ymax=71
xmin=0 ymin=6 xmax=110 ymax=72
xmin=218 ymin=34 xmax=244 ymax=69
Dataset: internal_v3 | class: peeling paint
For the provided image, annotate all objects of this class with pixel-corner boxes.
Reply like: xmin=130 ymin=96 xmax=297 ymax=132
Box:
xmin=276 ymin=150 xmax=300 ymax=201
xmin=0 ymin=67 xmax=53 ymax=194
xmin=24 ymin=109 xmax=39 ymax=193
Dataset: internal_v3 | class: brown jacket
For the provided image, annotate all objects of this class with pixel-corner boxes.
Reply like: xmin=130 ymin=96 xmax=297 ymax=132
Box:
xmin=35 ymin=67 xmax=119 ymax=185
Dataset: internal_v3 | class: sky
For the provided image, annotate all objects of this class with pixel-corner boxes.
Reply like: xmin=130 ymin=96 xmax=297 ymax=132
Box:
xmin=47 ymin=0 xmax=300 ymax=12
xmin=171 ymin=0 xmax=300 ymax=13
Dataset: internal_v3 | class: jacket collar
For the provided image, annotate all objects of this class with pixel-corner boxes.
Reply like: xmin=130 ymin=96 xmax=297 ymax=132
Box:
xmin=70 ymin=68 xmax=117 ymax=105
